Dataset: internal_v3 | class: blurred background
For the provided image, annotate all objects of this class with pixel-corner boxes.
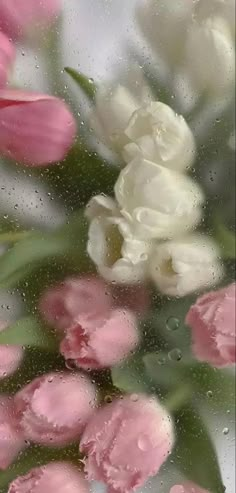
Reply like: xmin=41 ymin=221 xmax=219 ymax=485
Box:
xmin=0 ymin=1 xmax=235 ymax=491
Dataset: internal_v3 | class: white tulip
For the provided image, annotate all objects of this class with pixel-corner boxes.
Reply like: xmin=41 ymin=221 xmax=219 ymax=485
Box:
xmin=149 ymin=234 xmax=224 ymax=297
xmin=122 ymin=102 xmax=196 ymax=171
xmin=90 ymin=68 xmax=153 ymax=152
xmin=136 ymin=0 xmax=193 ymax=64
xmin=186 ymin=16 xmax=235 ymax=96
xmin=114 ymin=157 xmax=204 ymax=241
xmin=86 ymin=195 xmax=152 ymax=284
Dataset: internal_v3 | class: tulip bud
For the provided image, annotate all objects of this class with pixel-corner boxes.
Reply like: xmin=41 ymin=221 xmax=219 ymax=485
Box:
xmin=90 ymin=75 xmax=152 ymax=153
xmin=122 ymin=102 xmax=196 ymax=171
xmin=0 ymin=0 xmax=61 ymax=40
xmin=86 ymin=195 xmax=152 ymax=284
xmin=186 ymin=283 xmax=236 ymax=367
xmin=114 ymin=157 xmax=204 ymax=241
xmin=186 ymin=16 xmax=235 ymax=96
xmin=80 ymin=394 xmax=174 ymax=493
xmin=8 ymin=462 xmax=90 ymax=493
xmin=149 ymin=234 xmax=224 ymax=297
xmin=60 ymin=309 xmax=139 ymax=370
xmin=39 ymin=276 xmax=112 ymax=331
xmin=0 ymin=395 xmax=25 ymax=470
xmin=0 ymin=89 xmax=76 ymax=166
xmin=14 ymin=372 xmax=97 ymax=446
xmin=0 ymin=32 xmax=15 ymax=88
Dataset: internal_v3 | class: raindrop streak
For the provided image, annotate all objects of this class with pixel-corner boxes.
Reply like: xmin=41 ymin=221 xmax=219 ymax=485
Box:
xmin=166 ymin=317 xmax=180 ymax=331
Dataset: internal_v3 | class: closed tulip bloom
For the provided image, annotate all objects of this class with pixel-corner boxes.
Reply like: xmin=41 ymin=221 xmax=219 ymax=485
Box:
xmin=0 ymin=32 xmax=15 ymax=88
xmin=186 ymin=283 xmax=236 ymax=367
xmin=14 ymin=372 xmax=97 ymax=447
xmin=8 ymin=462 xmax=90 ymax=493
xmin=60 ymin=309 xmax=139 ymax=370
xmin=86 ymin=195 xmax=153 ymax=284
xmin=0 ymin=0 xmax=61 ymax=40
xmin=39 ymin=276 xmax=112 ymax=331
xmin=122 ymin=102 xmax=196 ymax=171
xmin=90 ymin=74 xmax=153 ymax=152
xmin=149 ymin=235 xmax=224 ymax=297
xmin=114 ymin=157 xmax=204 ymax=241
xmin=186 ymin=16 xmax=235 ymax=96
xmin=80 ymin=394 xmax=174 ymax=493
xmin=0 ymin=395 xmax=26 ymax=470
xmin=170 ymin=483 xmax=210 ymax=493
xmin=0 ymin=90 xmax=76 ymax=166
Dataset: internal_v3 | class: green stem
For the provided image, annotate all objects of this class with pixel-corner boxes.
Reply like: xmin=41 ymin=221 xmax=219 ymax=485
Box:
xmin=165 ymin=384 xmax=193 ymax=413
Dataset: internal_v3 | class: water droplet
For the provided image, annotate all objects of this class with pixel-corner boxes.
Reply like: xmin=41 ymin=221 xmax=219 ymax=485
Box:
xmin=223 ymin=427 xmax=229 ymax=435
xmin=130 ymin=394 xmax=139 ymax=402
xmin=157 ymin=354 xmax=166 ymax=365
xmin=65 ymin=359 xmax=77 ymax=371
xmin=168 ymin=349 xmax=182 ymax=361
xmin=137 ymin=435 xmax=149 ymax=451
xmin=166 ymin=317 xmax=180 ymax=331
xmin=206 ymin=390 xmax=213 ymax=398
xmin=104 ymin=395 xmax=113 ymax=404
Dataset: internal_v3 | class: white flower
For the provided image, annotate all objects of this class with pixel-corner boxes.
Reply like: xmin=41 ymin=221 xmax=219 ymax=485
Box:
xmin=149 ymin=234 xmax=224 ymax=297
xmin=136 ymin=0 xmax=193 ymax=64
xmin=90 ymin=68 xmax=153 ymax=153
xmin=122 ymin=102 xmax=196 ymax=171
xmin=114 ymin=157 xmax=204 ymax=241
xmin=186 ymin=16 xmax=235 ymax=96
xmin=86 ymin=195 xmax=152 ymax=284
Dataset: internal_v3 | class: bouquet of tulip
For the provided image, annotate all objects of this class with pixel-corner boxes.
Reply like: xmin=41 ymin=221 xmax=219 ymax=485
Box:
xmin=0 ymin=1 xmax=235 ymax=493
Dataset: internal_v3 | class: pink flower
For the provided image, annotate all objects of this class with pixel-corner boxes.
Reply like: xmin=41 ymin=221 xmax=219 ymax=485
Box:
xmin=39 ymin=276 xmax=112 ymax=331
xmin=60 ymin=309 xmax=139 ymax=370
xmin=0 ymin=32 xmax=15 ymax=88
xmin=8 ymin=462 xmax=90 ymax=493
xmin=186 ymin=283 xmax=236 ymax=367
xmin=80 ymin=394 xmax=174 ymax=493
xmin=0 ymin=89 xmax=76 ymax=166
xmin=170 ymin=483 xmax=210 ymax=493
xmin=0 ymin=322 xmax=24 ymax=379
xmin=0 ymin=395 xmax=26 ymax=470
xmin=14 ymin=372 xmax=97 ymax=447
xmin=0 ymin=0 xmax=61 ymax=40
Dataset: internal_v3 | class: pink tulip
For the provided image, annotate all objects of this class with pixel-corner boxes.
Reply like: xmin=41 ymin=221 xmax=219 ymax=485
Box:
xmin=14 ymin=372 xmax=97 ymax=447
xmin=170 ymin=482 xmax=210 ymax=493
xmin=0 ymin=0 xmax=61 ymax=40
xmin=186 ymin=283 xmax=236 ymax=367
xmin=80 ymin=394 xmax=174 ymax=493
xmin=0 ymin=395 xmax=26 ymax=470
xmin=0 ymin=321 xmax=24 ymax=379
xmin=0 ymin=89 xmax=76 ymax=166
xmin=0 ymin=32 xmax=15 ymax=88
xmin=8 ymin=462 xmax=90 ymax=493
xmin=39 ymin=276 xmax=113 ymax=331
xmin=60 ymin=309 xmax=139 ymax=370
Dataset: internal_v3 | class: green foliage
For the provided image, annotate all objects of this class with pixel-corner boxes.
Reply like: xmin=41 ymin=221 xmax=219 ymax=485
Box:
xmin=64 ymin=67 xmax=97 ymax=101
xmin=171 ymin=406 xmax=225 ymax=493
xmin=0 ymin=316 xmax=57 ymax=351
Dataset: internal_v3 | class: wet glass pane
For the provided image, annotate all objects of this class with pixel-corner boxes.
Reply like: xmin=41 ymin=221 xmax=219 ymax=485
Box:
xmin=0 ymin=1 xmax=235 ymax=493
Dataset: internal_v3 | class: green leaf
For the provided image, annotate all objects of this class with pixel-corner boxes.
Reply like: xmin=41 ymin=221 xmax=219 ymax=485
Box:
xmin=143 ymin=353 xmax=187 ymax=389
xmin=214 ymin=217 xmax=236 ymax=259
xmin=112 ymin=356 xmax=151 ymax=394
xmin=0 ymin=212 xmax=88 ymax=288
xmin=189 ymin=363 xmax=235 ymax=412
xmin=64 ymin=67 xmax=96 ymax=101
xmin=0 ymin=317 xmax=57 ymax=351
xmin=172 ymin=406 xmax=225 ymax=493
